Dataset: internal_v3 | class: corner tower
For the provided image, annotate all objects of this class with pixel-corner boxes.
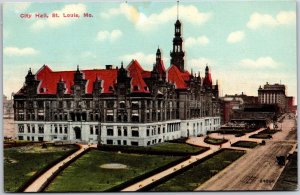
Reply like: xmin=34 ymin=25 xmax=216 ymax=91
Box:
xmin=170 ymin=2 xmax=185 ymax=72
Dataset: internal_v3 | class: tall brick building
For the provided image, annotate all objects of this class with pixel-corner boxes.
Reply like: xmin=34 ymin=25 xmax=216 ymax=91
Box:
xmin=13 ymin=18 xmax=220 ymax=146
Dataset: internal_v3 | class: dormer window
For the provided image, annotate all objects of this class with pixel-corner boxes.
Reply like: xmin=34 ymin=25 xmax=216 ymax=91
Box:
xmin=133 ymin=86 xmax=139 ymax=91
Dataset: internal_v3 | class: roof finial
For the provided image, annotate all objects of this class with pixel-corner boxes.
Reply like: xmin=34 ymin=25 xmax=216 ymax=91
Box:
xmin=177 ymin=1 xmax=179 ymax=20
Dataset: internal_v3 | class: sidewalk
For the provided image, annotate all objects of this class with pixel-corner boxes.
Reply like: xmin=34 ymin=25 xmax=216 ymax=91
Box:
xmin=24 ymin=144 xmax=89 ymax=192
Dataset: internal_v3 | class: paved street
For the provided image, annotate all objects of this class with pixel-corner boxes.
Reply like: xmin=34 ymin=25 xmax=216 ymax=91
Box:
xmin=196 ymin=114 xmax=297 ymax=191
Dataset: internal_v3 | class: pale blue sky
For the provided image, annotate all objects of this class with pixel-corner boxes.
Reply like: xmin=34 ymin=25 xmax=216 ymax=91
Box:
xmin=3 ymin=1 xmax=297 ymax=102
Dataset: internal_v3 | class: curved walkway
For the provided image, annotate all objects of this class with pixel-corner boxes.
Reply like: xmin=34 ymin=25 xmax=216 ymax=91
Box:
xmin=24 ymin=144 xmax=90 ymax=192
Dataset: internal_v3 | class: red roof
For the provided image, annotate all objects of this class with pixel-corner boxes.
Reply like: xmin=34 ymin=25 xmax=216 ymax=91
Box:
xmin=30 ymin=59 xmax=193 ymax=95
xmin=156 ymin=60 xmax=166 ymax=74
xmin=141 ymin=71 xmax=151 ymax=78
xmin=35 ymin=65 xmax=118 ymax=94
xmin=167 ymin=65 xmax=188 ymax=89
xmin=127 ymin=60 xmax=150 ymax=93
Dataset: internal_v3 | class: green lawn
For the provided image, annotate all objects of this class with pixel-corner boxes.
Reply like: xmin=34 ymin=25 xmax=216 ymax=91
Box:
xmin=249 ymin=129 xmax=278 ymax=139
xmin=46 ymin=150 xmax=181 ymax=192
xmin=151 ymin=149 xmax=245 ymax=191
xmin=4 ymin=144 xmax=77 ymax=192
xmin=231 ymin=141 xmax=258 ymax=148
xmin=204 ymin=137 xmax=227 ymax=145
xmin=148 ymin=142 xmax=207 ymax=154
xmin=100 ymin=142 xmax=207 ymax=156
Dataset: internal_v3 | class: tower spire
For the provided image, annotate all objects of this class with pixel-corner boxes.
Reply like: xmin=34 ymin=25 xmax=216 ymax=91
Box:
xmin=170 ymin=1 xmax=185 ymax=72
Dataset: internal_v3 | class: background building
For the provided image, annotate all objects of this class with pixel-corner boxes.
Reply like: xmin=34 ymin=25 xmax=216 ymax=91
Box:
xmin=258 ymin=82 xmax=294 ymax=113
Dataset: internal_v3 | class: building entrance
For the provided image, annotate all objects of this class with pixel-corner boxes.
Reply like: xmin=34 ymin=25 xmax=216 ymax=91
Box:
xmin=74 ymin=126 xmax=81 ymax=140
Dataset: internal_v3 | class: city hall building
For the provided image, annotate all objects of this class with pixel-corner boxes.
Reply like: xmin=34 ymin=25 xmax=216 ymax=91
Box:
xmin=13 ymin=18 xmax=221 ymax=146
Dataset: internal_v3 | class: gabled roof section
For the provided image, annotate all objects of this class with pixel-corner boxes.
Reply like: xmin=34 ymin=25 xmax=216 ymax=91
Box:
xmin=181 ymin=70 xmax=190 ymax=81
xmin=167 ymin=65 xmax=188 ymax=89
xmin=127 ymin=60 xmax=150 ymax=93
xmin=156 ymin=60 xmax=166 ymax=74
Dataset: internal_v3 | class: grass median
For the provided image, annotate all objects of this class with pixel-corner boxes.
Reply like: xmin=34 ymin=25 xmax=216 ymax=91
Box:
xmin=231 ymin=141 xmax=258 ymax=148
xmin=4 ymin=144 xmax=77 ymax=192
xmin=46 ymin=150 xmax=181 ymax=192
xmin=150 ymin=149 xmax=245 ymax=192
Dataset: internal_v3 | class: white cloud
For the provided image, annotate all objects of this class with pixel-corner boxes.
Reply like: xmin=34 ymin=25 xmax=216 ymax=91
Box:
xmin=4 ymin=47 xmax=39 ymax=56
xmin=31 ymin=4 xmax=86 ymax=30
xmin=101 ymin=3 xmax=211 ymax=31
xmin=247 ymin=11 xmax=296 ymax=29
xmin=97 ymin=29 xmax=122 ymax=42
xmin=187 ymin=58 xmax=215 ymax=72
xmin=185 ymin=36 xmax=209 ymax=47
xmin=240 ymin=57 xmax=279 ymax=68
xmin=227 ymin=31 xmax=245 ymax=43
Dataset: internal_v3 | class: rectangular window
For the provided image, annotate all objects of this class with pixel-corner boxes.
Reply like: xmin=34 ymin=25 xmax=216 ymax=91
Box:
xmin=117 ymin=140 xmax=121 ymax=145
xmin=132 ymin=130 xmax=139 ymax=137
xmin=131 ymin=141 xmax=139 ymax=146
xmin=123 ymin=127 xmax=127 ymax=136
xmin=95 ymin=126 xmax=99 ymax=135
xmin=90 ymin=126 xmax=93 ymax=135
xmin=18 ymin=124 xmax=24 ymax=133
xmin=107 ymin=140 xmax=113 ymax=145
xmin=55 ymin=126 xmax=58 ymax=133
xmin=18 ymin=136 xmax=24 ymax=140
xmin=64 ymin=126 xmax=68 ymax=134
xmin=107 ymin=128 xmax=113 ymax=136
xmin=38 ymin=125 xmax=44 ymax=134
xmin=59 ymin=126 xmax=62 ymax=134
xmin=123 ymin=140 xmax=127 ymax=145
xmin=147 ymin=129 xmax=150 ymax=136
